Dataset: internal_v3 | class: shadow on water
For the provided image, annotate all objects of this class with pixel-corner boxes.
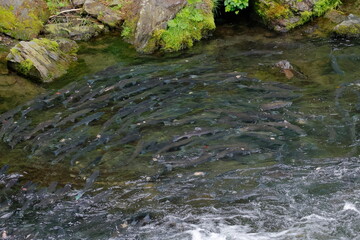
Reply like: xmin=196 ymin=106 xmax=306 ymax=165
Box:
xmin=2 ymin=22 xmax=360 ymax=239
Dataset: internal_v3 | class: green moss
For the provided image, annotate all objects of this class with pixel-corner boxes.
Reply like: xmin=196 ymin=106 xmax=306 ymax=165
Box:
xmin=45 ymin=0 xmax=71 ymax=14
xmin=158 ymin=5 xmax=215 ymax=52
xmin=285 ymin=10 xmax=313 ymax=30
xmin=10 ymin=48 xmax=20 ymax=57
xmin=121 ymin=17 xmax=138 ymax=42
xmin=0 ymin=6 xmax=17 ymax=35
xmin=255 ymin=1 xmax=292 ymax=21
xmin=255 ymin=0 xmax=341 ymax=31
xmin=334 ymin=24 xmax=360 ymax=36
xmin=33 ymin=38 xmax=60 ymax=51
xmin=0 ymin=6 xmax=44 ymax=40
xmin=313 ymin=0 xmax=341 ymax=16
xmin=19 ymin=59 xmax=34 ymax=74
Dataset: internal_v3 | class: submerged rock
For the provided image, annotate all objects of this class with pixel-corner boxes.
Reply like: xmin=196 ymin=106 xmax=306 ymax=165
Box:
xmin=333 ymin=14 xmax=360 ymax=37
xmin=275 ymin=60 xmax=294 ymax=79
xmin=83 ymin=0 xmax=123 ymax=27
xmin=0 ymin=0 xmax=50 ymax=40
xmin=121 ymin=0 xmax=215 ymax=53
xmin=0 ymin=51 xmax=8 ymax=75
xmin=6 ymin=38 xmax=79 ymax=83
xmin=254 ymin=0 xmax=341 ymax=32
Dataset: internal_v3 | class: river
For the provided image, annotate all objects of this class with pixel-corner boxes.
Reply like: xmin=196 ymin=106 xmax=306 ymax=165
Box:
xmin=1 ymin=21 xmax=360 ymax=239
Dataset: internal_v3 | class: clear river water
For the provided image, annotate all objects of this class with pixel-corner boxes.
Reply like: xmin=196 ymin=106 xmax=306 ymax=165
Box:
xmin=1 ymin=21 xmax=360 ymax=239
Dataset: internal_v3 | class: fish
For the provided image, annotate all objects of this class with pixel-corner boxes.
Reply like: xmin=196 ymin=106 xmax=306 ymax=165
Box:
xmin=265 ymin=121 xmax=306 ymax=136
xmin=0 ymin=106 xmax=21 ymax=122
xmin=69 ymin=112 xmax=104 ymax=130
xmin=0 ymin=118 xmax=14 ymax=140
xmin=3 ymin=119 xmax=32 ymax=144
xmin=38 ymin=183 xmax=71 ymax=208
xmin=261 ymin=101 xmax=292 ymax=111
xmin=106 ymin=131 xmax=141 ymax=148
xmin=173 ymin=129 xmax=216 ymax=142
xmin=0 ymin=165 xmax=9 ymax=175
xmin=239 ymin=124 xmax=283 ymax=134
xmin=43 ymin=83 xmax=78 ymax=104
xmin=53 ymin=134 xmax=89 ymax=156
xmin=80 ymin=156 xmax=103 ymax=173
xmin=30 ymin=128 xmax=61 ymax=153
xmin=70 ymin=135 xmax=111 ymax=165
xmin=75 ymin=170 xmax=100 ymax=200
xmin=62 ymin=85 xmax=92 ymax=107
xmin=330 ymin=53 xmax=345 ymax=75
xmin=24 ymin=115 xmax=61 ymax=140
xmin=239 ymin=50 xmax=283 ymax=57
xmin=70 ymin=92 xmax=114 ymax=110
xmin=156 ymin=138 xmax=193 ymax=154
xmin=55 ymin=108 xmax=93 ymax=127
xmin=21 ymin=101 xmax=45 ymax=117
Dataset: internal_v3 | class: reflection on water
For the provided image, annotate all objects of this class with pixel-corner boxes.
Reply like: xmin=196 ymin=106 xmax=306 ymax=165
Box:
xmin=1 ymin=23 xmax=360 ymax=239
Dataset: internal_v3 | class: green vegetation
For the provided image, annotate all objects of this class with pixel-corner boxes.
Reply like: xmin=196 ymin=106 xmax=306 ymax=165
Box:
xmin=0 ymin=6 xmax=43 ymax=40
xmin=45 ymin=0 xmax=71 ymax=14
xmin=334 ymin=23 xmax=360 ymax=36
xmin=121 ymin=18 xmax=137 ymax=42
xmin=156 ymin=2 xmax=215 ymax=52
xmin=313 ymin=0 xmax=342 ymax=16
xmin=33 ymin=38 xmax=60 ymax=51
xmin=224 ymin=0 xmax=249 ymax=14
xmin=255 ymin=0 xmax=341 ymax=31
xmin=19 ymin=59 xmax=34 ymax=75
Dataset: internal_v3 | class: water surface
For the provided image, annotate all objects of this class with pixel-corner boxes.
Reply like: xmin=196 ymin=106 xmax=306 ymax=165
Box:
xmin=1 ymin=23 xmax=360 ymax=239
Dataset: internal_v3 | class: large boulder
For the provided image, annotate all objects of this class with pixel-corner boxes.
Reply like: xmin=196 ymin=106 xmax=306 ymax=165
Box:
xmin=83 ymin=0 xmax=123 ymax=27
xmin=333 ymin=14 xmax=360 ymax=37
xmin=6 ymin=38 xmax=79 ymax=83
xmin=121 ymin=0 xmax=216 ymax=53
xmin=0 ymin=0 xmax=50 ymax=40
xmin=254 ymin=0 xmax=341 ymax=32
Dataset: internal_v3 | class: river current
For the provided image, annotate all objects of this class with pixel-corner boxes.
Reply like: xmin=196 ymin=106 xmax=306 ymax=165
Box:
xmin=1 ymin=22 xmax=360 ymax=239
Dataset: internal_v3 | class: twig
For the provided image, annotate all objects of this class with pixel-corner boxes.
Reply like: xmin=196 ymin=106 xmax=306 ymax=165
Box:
xmin=49 ymin=8 xmax=82 ymax=19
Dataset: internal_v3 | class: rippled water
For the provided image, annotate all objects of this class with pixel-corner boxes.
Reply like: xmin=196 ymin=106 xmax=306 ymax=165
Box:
xmin=1 ymin=23 xmax=360 ymax=239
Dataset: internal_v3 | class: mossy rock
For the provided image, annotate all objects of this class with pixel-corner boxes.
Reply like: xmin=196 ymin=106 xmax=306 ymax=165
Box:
xmin=333 ymin=14 xmax=360 ymax=37
xmin=44 ymin=19 xmax=106 ymax=41
xmin=6 ymin=38 xmax=79 ymax=83
xmin=254 ymin=0 xmax=341 ymax=32
xmin=0 ymin=0 xmax=50 ymax=40
xmin=121 ymin=0 xmax=216 ymax=53
xmin=83 ymin=0 xmax=123 ymax=27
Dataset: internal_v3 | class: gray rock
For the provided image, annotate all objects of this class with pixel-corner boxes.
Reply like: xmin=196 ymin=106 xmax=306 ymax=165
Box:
xmin=333 ymin=14 xmax=360 ymax=37
xmin=72 ymin=0 xmax=86 ymax=7
xmin=6 ymin=38 xmax=79 ymax=83
xmin=0 ymin=0 xmax=50 ymax=40
xmin=134 ymin=0 xmax=187 ymax=51
xmin=83 ymin=0 xmax=122 ymax=27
